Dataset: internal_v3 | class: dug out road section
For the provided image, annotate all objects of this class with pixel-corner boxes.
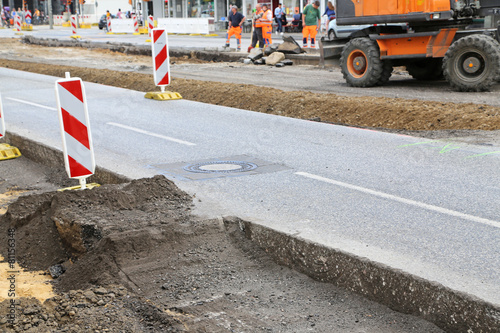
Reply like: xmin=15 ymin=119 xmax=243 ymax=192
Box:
xmin=0 ymin=33 xmax=499 ymax=332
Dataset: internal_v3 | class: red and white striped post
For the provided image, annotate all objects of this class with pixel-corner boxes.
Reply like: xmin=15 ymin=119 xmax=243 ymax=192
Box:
xmin=0 ymin=93 xmax=5 ymax=138
xmin=55 ymin=72 xmax=95 ymax=189
xmin=25 ymin=10 xmax=32 ymax=24
xmin=151 ymin=28 xmax=170 ymax=91
xmin=15 ymin=15 xmax=22 ymax=31
xmin=107 ymin=16 xmax=112 ymax=32
xmin=70 ymin=15 xmax=77 ymax=35
xmin=147 ymin=15 xmax=154 ymax=37
xmin=132 ymin=15 xmax=139 ymax=33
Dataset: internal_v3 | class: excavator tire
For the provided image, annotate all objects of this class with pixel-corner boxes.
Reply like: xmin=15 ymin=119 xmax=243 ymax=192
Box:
xmin=378 ymin=60 xmax=393 ymax=86
xmin=406 ymin=58 xmax=443 ymax=81
xmin=340 ymin=37 xmax=387 ymax=87
xmin=443 ymin=35 xmax=500 ymax=92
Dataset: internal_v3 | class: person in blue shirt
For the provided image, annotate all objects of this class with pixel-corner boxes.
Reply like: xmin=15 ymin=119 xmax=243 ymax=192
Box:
xmin=323 ymin=1 xmax=335 ymax=31
xmin=274 ymin=3 xmax=285 ymax=35
xmin=225 ymin=6 xmax=246 ymax=51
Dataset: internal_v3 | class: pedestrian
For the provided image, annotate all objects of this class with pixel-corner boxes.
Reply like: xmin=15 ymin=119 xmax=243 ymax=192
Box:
xmin=1 ymin=8 xmax=7 ymax=28
xmin=323 ymin=1 xmax=335 ymax=31
xmin=117 ymin=8 xmax=122 ymax=19
xmin=105 ymin=10 xmax=111 ymax=32
xmin=274 ymin=3 xmax=285 ymax=35
xmin=248 ymin=3 xmax=264 ymax=51
xmin=302 ymin=0 xmax=321 ymax=48
xmin=261 ymin=4 xmax=273 ymax=46
xmin=224 ymin=6 xmax=245 ymax=51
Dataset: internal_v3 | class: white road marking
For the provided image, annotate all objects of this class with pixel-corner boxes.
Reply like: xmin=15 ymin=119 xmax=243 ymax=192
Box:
xmin=295 ymin=171 xmax=500 ymax=229
xmin=5 ymin=97 xmax=57 ymax=111
xmin=107 ymin=122 xmax=196 ymax=146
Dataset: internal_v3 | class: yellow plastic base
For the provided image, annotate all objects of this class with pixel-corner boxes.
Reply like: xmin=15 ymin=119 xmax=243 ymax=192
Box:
xmin=14 ymin=32 xmax=23 ymax=35
xmin=58 ymin=183 xmax=101 ymax=192
xmin=62 ymin=22 xmax=70 ymax=27
xmin=107 ymin=32 xmax=114 ymax=35
xmin=203 ymin=34 xmax=219 ymax=37
xmin=133 ymin=32 xmax=140 ymax=35
xmin=138 ymin=27 xmax=148 ymax=34
xmin=21 ymin=24 xmax=33 ymax=31
xmin=80 ymin=23 xmax=91 ymax=29
xmin=0 ymin=144 xmax=21 ymax=160
xmin=145 ymin=39 xmax=151 ymax=42
xmin=144 ymin=91 xmax=183 ymax=101
xmin=70 ymin=35 xmax=81 ymax=39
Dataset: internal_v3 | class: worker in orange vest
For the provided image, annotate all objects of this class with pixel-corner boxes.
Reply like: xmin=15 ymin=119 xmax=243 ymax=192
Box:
xmin=261 ymin=4 xmax=273 ymax=46
xmin=248 ymin=4 xmax=264 ymax=51
xmin=225 ymin=6 xmax=245 ymax=51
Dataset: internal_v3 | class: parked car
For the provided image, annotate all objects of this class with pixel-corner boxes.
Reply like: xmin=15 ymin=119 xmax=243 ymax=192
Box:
xmin=327 ymin=19 xmax=407 ymax=40
xmin=98 ymin=14 xmax=116 ymax=30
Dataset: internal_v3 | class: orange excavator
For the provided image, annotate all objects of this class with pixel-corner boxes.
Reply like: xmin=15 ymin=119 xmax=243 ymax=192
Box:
xmin=335 ymin=0 xmax=500 ymax=91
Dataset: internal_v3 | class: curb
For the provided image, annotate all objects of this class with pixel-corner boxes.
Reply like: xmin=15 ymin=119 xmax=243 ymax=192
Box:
xmin=21 ymin=35 xmax=322 ymax=66
xmin=223 ymin=217 xmax=500 ymax=333
xmin=5 ymin=132 xmax=500 ymax=332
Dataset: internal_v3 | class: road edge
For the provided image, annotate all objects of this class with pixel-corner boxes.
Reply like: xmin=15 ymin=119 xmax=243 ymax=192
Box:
xmin=6 ymin=132 xmax=500 ymax=332
xmin=223 ymin=216 xmax=500 ymax=333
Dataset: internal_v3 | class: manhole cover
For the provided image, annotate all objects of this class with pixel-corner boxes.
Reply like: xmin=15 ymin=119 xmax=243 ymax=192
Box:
xmin=183 ymin=161 xmax=258 ymax=174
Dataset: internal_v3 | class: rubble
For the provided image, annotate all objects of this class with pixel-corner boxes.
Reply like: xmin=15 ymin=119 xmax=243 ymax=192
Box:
xmin=266 ymin=52 xmax=286 ymax=66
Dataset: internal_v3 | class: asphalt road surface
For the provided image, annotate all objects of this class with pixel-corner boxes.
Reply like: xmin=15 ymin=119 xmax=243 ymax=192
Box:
xmin=1 ymin=68 xmax=499 ymax=313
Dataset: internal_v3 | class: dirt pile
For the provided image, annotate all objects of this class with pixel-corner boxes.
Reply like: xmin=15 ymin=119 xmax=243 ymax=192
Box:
xmin=0 ymin=173 xmax=444 ymax=332
xmin=1 ymin=53 xmax=500 ymax=131
xmin=0 ymin=176 xmax=192 ymax=291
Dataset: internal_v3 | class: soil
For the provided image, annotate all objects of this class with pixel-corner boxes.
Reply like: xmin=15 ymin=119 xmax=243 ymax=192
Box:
xmin=0 ymin=156 xmax=444 ymax=332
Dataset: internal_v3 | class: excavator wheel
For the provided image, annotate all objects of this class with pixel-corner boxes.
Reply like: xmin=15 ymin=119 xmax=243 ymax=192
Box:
xmin=340 ymin=37 xmax=388 ymax=87
xmin=406 ymin=58 xmax=443 ymax=81
xmin=443 ymin=35 xmax=500 ymax=92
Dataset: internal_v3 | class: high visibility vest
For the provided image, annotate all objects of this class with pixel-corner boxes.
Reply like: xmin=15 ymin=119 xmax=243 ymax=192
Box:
xmin=262 ymin=9 xmax=273 ymax=27
xmin=254 ymin=9 xmax=264 ymax=27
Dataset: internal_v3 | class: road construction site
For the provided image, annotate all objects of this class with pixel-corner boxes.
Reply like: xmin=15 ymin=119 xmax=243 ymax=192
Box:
xmin=0 ymin=26 xmax=499 ymax=332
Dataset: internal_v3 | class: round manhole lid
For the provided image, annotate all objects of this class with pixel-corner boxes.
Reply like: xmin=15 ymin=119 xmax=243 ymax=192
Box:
xmin=183 ymin=161 xmax=258 ymax=174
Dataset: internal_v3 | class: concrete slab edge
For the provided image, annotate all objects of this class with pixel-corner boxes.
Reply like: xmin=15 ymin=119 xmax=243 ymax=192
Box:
xmin=5 ymin=132 xmax=130 ymax=185
xmin=21 ymin=35 xmax=321 ymax=66
xmin=8 ymin=131 xmax=499 ymax=332
xmin=223 ymin=216 xmax=500 ymax=333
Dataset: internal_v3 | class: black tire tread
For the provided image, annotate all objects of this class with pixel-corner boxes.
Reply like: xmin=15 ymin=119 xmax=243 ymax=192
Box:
xmin=443 ymin=34 xmax=500 ymax=92
xmin=340 ymin=38 xmax=384 ymax=87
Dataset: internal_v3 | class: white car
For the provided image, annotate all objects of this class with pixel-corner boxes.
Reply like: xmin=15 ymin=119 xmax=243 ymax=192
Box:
xmin=327 ymin=19 xmax=407 ymax=40
xmin=327 ymin=19 xmax=372 ymax=40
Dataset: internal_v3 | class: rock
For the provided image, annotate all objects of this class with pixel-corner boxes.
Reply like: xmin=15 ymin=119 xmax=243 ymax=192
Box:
xmin=266 ymin=52 xmax=286 ymax=66
xmin=281 ymin=59 xmax=294 ymax=66
xmin=97 ymin=300 xmax=105 ymax=306
xmin=68 ymin=310 xmax=76 ymax=316
xmin=84 ymin=290 xmax=96 ymax=299
xmin=277 ymin=36 xmax=303 ymax=54
xmin=48 ymin=264 xmax=65 ymax=278
xmin=94 ymin=287 xmax=108 ymax=295
xmin=243 ymin=59 xmax=252 ymax=65
xmin=253 ymin=59 xmax=265 ymax=65
xmin=275 ymin=62 xmax=285 ymax=67
xmin=247 ymin=48 xmax=263 ymax=61
xmin=263 ymin=44 xmax=279 ymax=55
xmin=23 ymin=306 xmax=40 ymax=315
